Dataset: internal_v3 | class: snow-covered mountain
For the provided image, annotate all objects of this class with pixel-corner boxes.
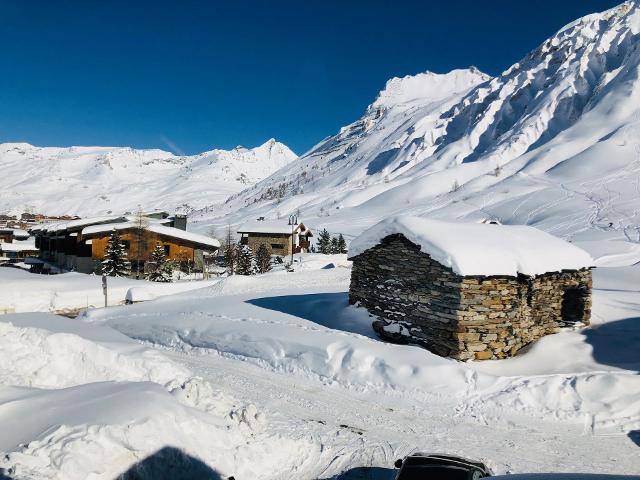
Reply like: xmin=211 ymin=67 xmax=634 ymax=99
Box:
xmin=200 ymin=1 xmax=640 ymax=263
xmin=0 ymin=139 xmax=297 ymax=216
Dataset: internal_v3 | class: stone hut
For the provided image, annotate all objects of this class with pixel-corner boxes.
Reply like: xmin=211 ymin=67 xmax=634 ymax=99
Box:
xmin=348 ymin=216 xmax=594 ymax=360
xmin=237 ymin=220 xmax=313 ymax=257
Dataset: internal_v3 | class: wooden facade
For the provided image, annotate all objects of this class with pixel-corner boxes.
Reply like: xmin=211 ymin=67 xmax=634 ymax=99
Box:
xmin=33 ymin=215 xmax=219 ymax=274
xmin=88 ymin=229 xmax=202 ymax=264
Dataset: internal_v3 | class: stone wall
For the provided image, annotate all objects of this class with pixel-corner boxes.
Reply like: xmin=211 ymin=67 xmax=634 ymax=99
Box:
xmin=244 ymin=234 xmax=293 ymax=256
xmin=348 ymin=234 xmax=592 ymax=361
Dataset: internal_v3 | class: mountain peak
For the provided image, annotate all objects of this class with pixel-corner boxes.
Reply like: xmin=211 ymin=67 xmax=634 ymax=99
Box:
xmin=371 ymin=67 xmax=491 ymax=111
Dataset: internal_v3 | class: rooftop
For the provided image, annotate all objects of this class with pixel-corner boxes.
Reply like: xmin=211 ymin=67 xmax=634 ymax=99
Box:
xmin=82 ymin=222 xmax=220 ymax=249
xmin=237 ymin=220 xmax=309 ymax=235
xmin=348 ymin=216 xmax=594 ymax=277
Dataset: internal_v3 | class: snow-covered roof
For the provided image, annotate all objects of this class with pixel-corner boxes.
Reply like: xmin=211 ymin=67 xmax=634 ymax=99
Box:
xmin=82 ymin=222 xmax=220 ymax=249
xmin=32 ymin=214 xmax=172 ymax=234
xmin=0 ymin=242 xmax=39 ymax=252
xmin=11 ymin=228 xmax=30 ymax=238
xmin=348 ymin=216 xmax=594 ymax=277
xmin=237 ymin=220 xmax=308 ymax=235
xmin=32 ymin=215 xmax=124 ymax=233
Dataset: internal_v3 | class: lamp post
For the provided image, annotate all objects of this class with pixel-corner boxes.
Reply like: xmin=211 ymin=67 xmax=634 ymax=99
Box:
xmin=288 ymin=213 xmax=298 ymax=266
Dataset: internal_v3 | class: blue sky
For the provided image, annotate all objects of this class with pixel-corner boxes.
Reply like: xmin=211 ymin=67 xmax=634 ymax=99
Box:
xmin=0 ymin=1 xmax=621 ymax=156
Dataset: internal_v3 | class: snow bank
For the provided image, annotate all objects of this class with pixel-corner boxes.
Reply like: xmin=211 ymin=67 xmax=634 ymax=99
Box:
xmin=0 ymin=313 xmax=302 ymax=480
xmin=0 ymin=382 xmax=247 ymax=479
xmin=0 ymin=268 xmax=218 ymax=313
xmin=0 ymin=313 xmax=190 ymax=389
xmin=348 ymin=216 xmax=594 ymax=276
xmin=125 ymin=287 xmax=157 ymax=303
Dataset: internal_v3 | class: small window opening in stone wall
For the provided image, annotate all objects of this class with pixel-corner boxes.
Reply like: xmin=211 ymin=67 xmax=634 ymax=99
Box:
xmin=561 ymin=287 xmax=588 ymax=324
xmin=526 ymin=279 xmax=534 ymax=307
xmin=517 ymin=275 xmax=534 ymax=307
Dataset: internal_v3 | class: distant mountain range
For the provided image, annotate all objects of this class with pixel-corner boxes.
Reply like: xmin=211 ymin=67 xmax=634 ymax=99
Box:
xmin=0 ymin=139 xmax=297 ymax=216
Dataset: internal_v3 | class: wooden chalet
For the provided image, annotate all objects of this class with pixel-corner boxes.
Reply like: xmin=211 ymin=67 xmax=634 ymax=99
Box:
xmin=31 ymin=212 xmax=219 ymax=274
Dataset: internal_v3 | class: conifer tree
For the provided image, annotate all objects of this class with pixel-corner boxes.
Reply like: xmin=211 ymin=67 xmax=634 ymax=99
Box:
xmin=147 ymin=243 xmax=174 ymax=282
xmin=336 ymin=233 xmax=347 ymax=254
xmin=255 ymin=243 xmax=272 ymax=274
xmin=317 ymin=228 xmax=331 ymax=254
xmin=224 ymin=225 xmax=238 ymax=275
xmin=330 ymin=236 xmax=339 ymax=254
xmin=236 ymin=244 xmax=257 ymax=275
xmin=101 ymin=230 xmax=131 ymax=277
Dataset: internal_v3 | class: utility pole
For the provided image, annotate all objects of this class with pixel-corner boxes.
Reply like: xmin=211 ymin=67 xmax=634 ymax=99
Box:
xmin=288 ymin=213 xmax=298 ymax=266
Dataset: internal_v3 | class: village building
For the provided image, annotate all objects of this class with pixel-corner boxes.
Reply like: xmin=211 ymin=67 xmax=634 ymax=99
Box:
xmin=31 ymin=212 xmax=219 ymax=274
xmin=0 ymin=242 xmax=39 ymax=264
xmin=0 ymin=228 xmax=30 ymax=243
xmin=237 ymin=219 xmax=313 ymax=257
xmin=347 ymin=216 xmax=594 ymax=361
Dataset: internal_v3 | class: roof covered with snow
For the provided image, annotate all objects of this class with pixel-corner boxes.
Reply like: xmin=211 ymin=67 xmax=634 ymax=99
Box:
xmin=237 ymin=220 xmax=310 ymax=235
xmin=348 ymin=216 xmax=594 ymax=277
xmin=0 ymin=242 xmax=38 ymax=252
xmin=81 ymin=222 xmax=220 ymax=249
xmin=31 ymin=215 xmax=125 ymax=233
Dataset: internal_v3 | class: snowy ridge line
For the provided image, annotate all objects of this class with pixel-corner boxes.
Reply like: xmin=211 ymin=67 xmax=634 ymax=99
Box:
xmin=0 ymin=138 xmax=298 ymax=216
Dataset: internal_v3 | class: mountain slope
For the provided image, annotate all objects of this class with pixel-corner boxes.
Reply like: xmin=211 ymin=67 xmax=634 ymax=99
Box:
xmin=199 ymin=1 xmax=640 ymax=263
xmin=0 ymin=139 xmax=297 ymax=216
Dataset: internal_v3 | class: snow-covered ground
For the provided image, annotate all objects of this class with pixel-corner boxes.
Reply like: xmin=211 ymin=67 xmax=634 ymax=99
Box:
xmin=1 ymin=253 xmax=638 ymax=479
xmin=0 ymin=268 xmax=220 ymax=314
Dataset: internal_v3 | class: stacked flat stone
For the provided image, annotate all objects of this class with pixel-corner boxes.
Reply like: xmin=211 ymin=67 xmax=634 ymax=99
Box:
xmin=348 ymin=234 xmax=592 ymax=361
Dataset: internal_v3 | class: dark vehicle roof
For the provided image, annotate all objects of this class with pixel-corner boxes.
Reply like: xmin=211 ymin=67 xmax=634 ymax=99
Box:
xmin=398 ymin=464 xmax=475 ymax=480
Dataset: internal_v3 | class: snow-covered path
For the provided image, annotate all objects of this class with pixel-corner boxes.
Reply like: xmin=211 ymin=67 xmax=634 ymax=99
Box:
xmin=165 ymin=347 xmax=638 ymax=478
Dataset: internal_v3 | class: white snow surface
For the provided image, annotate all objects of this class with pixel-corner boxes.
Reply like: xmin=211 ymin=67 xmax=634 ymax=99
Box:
xmin=349 ymin=216 xmax=594 ymax=276
xmin=0 ymin=268 xmax=219 ymax=313
xmin=1 ymin=255 xmax=639 ymax=478
xmin=0 ymin=138 xmax=297 ymax=216
xmin=237 ymin=219 xmax=305 ymax=234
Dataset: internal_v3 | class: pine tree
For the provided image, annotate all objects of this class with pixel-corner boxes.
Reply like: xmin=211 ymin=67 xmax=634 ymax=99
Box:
xmin=330 ymin=236 xmax=339 ymax=254
xmin=101 ymin=230 xmax=131 ymax=277
xmin=224 ymin=225 xmax=238 ymax=275
xmin=336 ymin=234 xmax=347 ymax=254
xmin=236 ymin=244 xmax=257 ymax=275
xmin=255 ymin=243 xmax=272 ymax=274
xmin=132 ymin=207 xmax=150 ymax=279
xmin=317 ymin=228 xmax=331 ymax=254
xmin=147 ymin=243 xmax=174 ymax=282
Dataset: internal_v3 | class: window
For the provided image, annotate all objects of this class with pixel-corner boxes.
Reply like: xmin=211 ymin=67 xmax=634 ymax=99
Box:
xmin=122 ymin=240 xmax=131 ymax=251
xmin=271 ymin=243 xmax=283 ymax=250
xmin=164 ymin=245 xmax=170 ymax=256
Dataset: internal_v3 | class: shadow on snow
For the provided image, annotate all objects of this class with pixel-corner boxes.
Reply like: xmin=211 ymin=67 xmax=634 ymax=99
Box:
xmin=115 ymin=446 xmax=227 ymax=480
xmin=582 ymin=316 xmax=640 ymax=373
xmin=247 ymin=292 xmax=376 ymax=339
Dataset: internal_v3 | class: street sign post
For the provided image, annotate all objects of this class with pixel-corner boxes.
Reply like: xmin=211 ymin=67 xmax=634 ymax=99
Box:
xmin=102 ymin=274 xmax=108 ymax=308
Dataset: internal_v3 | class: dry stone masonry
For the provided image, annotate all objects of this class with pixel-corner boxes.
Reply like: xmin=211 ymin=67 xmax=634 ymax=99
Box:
xmin=348 ymin=234 xmax=592 ymax=360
